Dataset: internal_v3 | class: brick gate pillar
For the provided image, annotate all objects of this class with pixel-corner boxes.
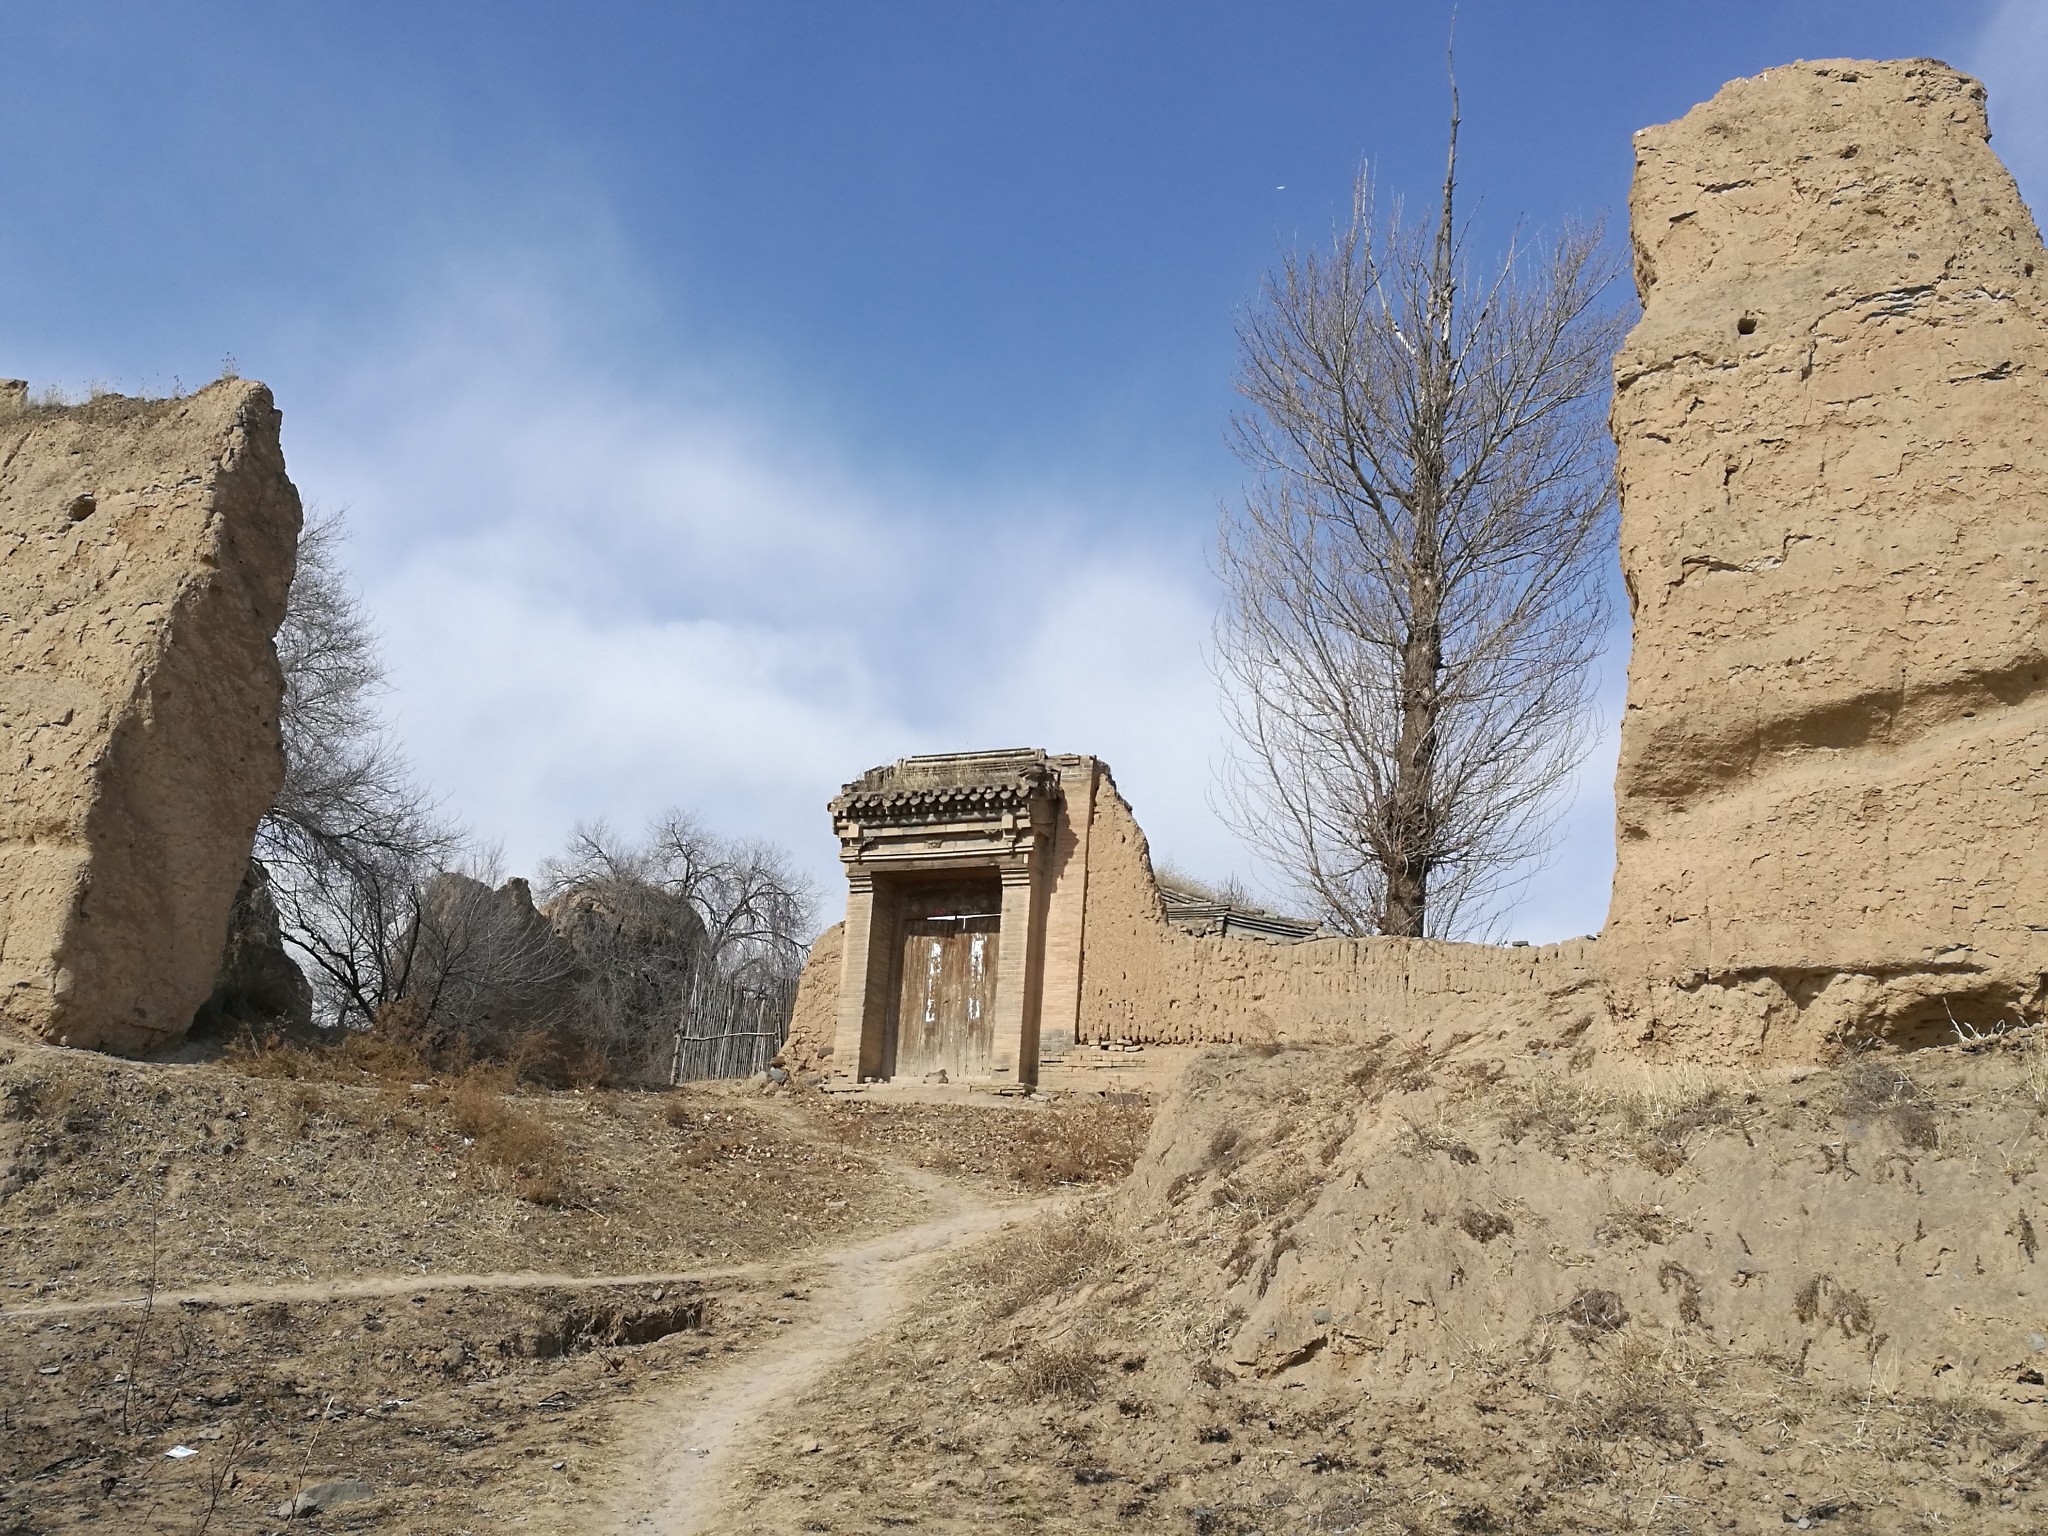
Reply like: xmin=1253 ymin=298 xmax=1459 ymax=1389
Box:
xmin=833 ymin=872 xmax=894 ymax=1081
xmin=986 ymin=863 xmax=1042 ymax=1089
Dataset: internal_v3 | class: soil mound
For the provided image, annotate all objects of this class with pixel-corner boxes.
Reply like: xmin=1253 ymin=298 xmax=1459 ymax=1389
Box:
xmin=726 ymin=1037 xmax=2048 ymax=1531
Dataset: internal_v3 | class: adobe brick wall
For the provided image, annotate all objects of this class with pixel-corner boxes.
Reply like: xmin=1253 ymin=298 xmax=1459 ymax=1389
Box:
xmin=1070 ymin=764 xmax=1602 ymax=1051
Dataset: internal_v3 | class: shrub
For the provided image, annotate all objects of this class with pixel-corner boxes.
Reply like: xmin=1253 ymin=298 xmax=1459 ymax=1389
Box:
xmin=1011 ymin=1336 xmax=1105 ymax=1401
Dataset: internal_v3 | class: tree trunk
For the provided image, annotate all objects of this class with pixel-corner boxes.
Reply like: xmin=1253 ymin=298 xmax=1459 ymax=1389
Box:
xmin=1378 ymin=107 xmax=1460 ymax=939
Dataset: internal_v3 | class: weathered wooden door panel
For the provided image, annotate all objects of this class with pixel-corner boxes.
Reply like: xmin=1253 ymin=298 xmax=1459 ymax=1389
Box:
xmin=891 ymin=881 xmax=1000 ymax=1079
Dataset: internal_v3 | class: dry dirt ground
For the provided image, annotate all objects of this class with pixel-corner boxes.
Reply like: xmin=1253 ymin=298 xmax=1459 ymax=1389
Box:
xmin=711 ymin=1036 xmax=2048 ymax=1536
xmin=0 ymin=1038 xmax=1144 ymax=1534
xmin=12 ymin=1033 xmax=2048 ymax=1535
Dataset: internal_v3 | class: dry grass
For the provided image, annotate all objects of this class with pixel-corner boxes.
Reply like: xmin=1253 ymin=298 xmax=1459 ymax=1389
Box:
xmin=1835 ymin=1056 xmax=1929 ymax=1116
xmin=2019 ymin=1026 xmax=2048 ymax=1112
xmin=958 ymin=1203 xmax=1129 ymax=1321
xmin=1494 ymin=1068 xmax=1742 ymax=1171
xmin=229 ymin=1028 xmax=585 ymax=1204
xmin=661 ymin=1096 xmax=698 ymax=1130
xmin=1008 ymin=1099 xmax=1152 ymax=1187
xmin=445 ymin=1072 xmax=571 ymax=1204
xmin=222 ymin=1012 xmax=611 ymax=1091
xmin=223 ymin=1022 xmax=438 ymax=1084
xmin=1621 ymin=1072 xmax=1740 ymax=1170
xmin=1497 ymin=1075 xmax=1604 ymax=1148
xmin=1832 ymin=1055 xmax=1945 ymax=1149
xmin=1010 ymin=1334 xmax=1107 ymax=1401
xmin=1549 ymin=1326 xmax=1712 ymax=1486
xmin=1555 ymin=1287 xmax=1630 ymax=1340
xmin=1593 ymin=1204 xmax=1689 ymax=1246
xmin=820 ymin=1094 xmax=1155 ymax=1192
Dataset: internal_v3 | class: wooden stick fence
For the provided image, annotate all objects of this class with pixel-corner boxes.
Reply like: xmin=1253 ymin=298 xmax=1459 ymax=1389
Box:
xmin=670 ymin=969 xmax=796 ymax=1082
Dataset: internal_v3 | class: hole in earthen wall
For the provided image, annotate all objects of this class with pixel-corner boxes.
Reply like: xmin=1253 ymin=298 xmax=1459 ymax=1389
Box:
xmin=1880 ymin=985 xmax=2040 ymax=1052
xmin=1736 ymin=315 xmax=1758 ymax=335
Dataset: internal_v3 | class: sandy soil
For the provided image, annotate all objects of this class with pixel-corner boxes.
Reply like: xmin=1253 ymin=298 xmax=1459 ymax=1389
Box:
xmin=0 ymin=1038 xmax=1149 ymax=1534
xmin=585 ymin=1171 xmax=1063 ymax=1536
xmin=708 ymin=1037 xmax=2048 ymax=1534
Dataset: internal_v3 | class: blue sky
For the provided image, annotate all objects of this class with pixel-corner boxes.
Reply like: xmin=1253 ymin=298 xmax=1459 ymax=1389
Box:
xmin=3 ymin=2 xmax=2041 ymax=938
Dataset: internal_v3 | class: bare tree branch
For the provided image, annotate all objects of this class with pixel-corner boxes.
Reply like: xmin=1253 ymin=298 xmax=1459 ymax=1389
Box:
xmin=256 ymin=508 xmax=460 ymax=1025
xmin=540 ymin=813 xmax=817 ymax=1081
xmin=1215 ymin=112 xmax=1627 ymax=939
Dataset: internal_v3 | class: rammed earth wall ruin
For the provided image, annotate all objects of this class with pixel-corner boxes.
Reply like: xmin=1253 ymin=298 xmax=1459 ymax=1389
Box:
xmin=0 ymin=380 xmax=300 ymax=1055
xmin=790 ymin=57 xmax=2048 ymax=1078
xmin=1066 ymin=769 xmax=1598 ymax=1048
xmin=1604 ymin=58 xmax=2048 ymax=1056
xmin=785 ymin=759 xmax=1604 ymax=1078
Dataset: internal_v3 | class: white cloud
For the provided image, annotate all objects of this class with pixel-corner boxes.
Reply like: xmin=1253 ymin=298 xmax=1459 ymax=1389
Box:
xmin=279 ymin=254 xmax=1252 ymax=920
xmin=278 ymin=235 xmax=1619 ymax=945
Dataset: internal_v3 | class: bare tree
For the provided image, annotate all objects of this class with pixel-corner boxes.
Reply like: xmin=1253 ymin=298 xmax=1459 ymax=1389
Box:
xmin=258 ymin=509 xmax=459 ymax=1024
xmin=398 ymin=854 xmax=582 ymax=1061
xmin=542 ymin=813 xmax=816 ymax=1080
xmin=537 ymin=836 xmax=705 ymax=1082
xmin=1216 ymin=95 xmax=1626 ymax=939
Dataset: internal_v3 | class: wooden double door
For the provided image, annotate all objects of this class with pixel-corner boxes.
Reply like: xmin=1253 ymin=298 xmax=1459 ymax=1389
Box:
xmin=890 ymin=880 xmax=1001 ymax=1080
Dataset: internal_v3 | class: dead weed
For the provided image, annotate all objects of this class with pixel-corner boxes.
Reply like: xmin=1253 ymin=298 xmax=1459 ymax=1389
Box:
xmin=1455 ymin=1207 xmax=1515 ymax=1243
xmin=1009 ymin=1099 xmax=1152 ymax=1187
xmin=1400 ymin=1116 xmax=1479 ymax=1165
xmin=1010 ymin=1334 xmax=1107 ymax=1401
xmin=1498 ymin=1070 xmax=1740 ymax=1170
xmin=1593 ymin=1204 xmax=1689 ymax=1246
xmin=1793 ymin=1273 xmax=1877 ymax=1339
xmin=961 ymin=1204 xmax=1129 ymax=1321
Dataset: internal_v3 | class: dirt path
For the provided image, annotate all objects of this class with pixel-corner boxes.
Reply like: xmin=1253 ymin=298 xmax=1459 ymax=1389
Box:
xmin=585 ymin=1170 xmax=1055 ymax=1536
xmin=0 ymin=1262 xmax=775 ymax=1321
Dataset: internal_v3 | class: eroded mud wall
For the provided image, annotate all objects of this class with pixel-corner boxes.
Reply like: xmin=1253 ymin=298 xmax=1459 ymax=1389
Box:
xmin=0 ymin=381 xmax=300 ymax=1054
xmin=781 ymin=920 xmax=844 ymax=1073
xmin=1072 ymin=766 xmax=1600 ymax=1049
xmin=1605 ymin=60 xmax=2048 ymax=1055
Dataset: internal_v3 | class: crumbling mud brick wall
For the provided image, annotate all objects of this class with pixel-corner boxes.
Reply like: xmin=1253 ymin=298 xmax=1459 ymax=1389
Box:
xmin=1068 ymin=764 xmax=1601 ymax=1048
xmin=781 ymin=920 xmax=843 ymax=1073
xmin=1603 ymin=59 xmax=2048 ymax=1057
xmin=0 ymin=380 xmax=301 ymax=1054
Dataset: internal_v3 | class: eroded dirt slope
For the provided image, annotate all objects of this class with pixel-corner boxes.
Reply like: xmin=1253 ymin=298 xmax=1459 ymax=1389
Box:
xmin=725 ymin=1036 xmax=2048 ymax=1533
xmin=0 ymin=1037 xmax=915 ymax=1299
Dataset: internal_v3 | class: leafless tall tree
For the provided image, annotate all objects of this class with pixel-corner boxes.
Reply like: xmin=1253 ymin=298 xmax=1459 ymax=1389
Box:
xmin=258 ymin=509 xmax=459 ymax=1024
xmin=1216 ymin=96 xmax=1627 ymax=939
